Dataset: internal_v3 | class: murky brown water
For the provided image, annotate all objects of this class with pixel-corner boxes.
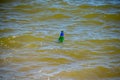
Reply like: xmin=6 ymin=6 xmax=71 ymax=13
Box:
xmin=0 ymin=0 xmax=120 ymax=80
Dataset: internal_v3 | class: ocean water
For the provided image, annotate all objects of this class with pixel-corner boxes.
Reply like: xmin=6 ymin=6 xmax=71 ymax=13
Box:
xmin=0 ymin=0 xmax=120 ymax=80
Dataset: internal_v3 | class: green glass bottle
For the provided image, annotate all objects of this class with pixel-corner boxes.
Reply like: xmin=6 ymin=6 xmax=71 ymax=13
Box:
xmin=58 ymin=31 xmax=64 ymax=43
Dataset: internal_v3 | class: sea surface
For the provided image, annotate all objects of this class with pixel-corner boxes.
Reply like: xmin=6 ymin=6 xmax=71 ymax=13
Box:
xmin=0 ymin=0 xmax=120 ymax=80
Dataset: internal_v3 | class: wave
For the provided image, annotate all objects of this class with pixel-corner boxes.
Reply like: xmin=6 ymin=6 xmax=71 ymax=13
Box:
xmin=54 ymin=66 xmax=120 ymax=80
xmin=0 ymin=28 xmax=14 ymax=33
xmin=102 ymin=14 xmax=120 ymax=21
xmin=33 ymin=14 xmax=71 ymax=21
xmin=0 ymin=35 xmax=44 ymax=49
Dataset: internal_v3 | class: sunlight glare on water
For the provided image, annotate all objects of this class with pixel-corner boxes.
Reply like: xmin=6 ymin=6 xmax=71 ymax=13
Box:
xmin=0 ymin=0 xmax=120 ymax=80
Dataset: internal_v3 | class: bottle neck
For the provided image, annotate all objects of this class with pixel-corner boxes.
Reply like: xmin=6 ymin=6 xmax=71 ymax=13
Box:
xmin=60 ymin=32 xmax=64 ymax=36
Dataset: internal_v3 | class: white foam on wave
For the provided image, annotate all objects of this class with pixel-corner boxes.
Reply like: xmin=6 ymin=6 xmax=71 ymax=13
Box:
xmin=64 ymin=0 xmax=120 ymax=6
